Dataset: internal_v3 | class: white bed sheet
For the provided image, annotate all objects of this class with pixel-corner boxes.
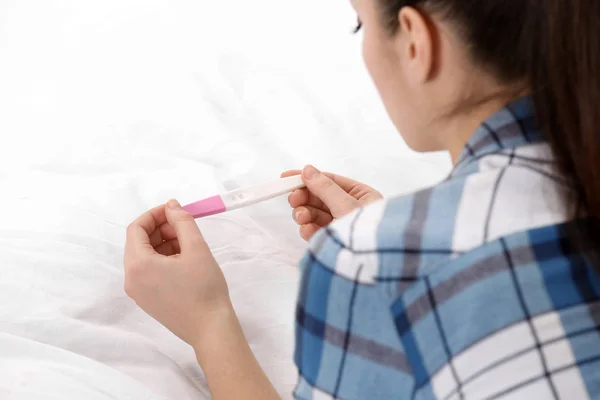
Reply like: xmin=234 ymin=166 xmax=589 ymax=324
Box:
xmin=0 ymin=1 xmax=451 ymax=399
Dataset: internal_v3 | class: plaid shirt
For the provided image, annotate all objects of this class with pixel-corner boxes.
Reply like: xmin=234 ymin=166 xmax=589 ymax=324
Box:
xmin=294 ymin=97 xmax=600 ymax=399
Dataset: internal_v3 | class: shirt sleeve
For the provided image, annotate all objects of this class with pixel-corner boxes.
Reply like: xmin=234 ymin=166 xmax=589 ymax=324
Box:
xmin=293 ymin=208 xmax=415 ymax=400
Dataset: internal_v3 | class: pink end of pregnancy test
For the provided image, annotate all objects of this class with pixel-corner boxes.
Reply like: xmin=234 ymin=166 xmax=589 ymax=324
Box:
xmin=182 ymin=175 xmax=306 ymax=219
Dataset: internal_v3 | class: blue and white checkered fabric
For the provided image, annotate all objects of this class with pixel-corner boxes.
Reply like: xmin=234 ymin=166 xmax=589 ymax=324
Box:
xmin=294 ymin=97 xmax=600 ymax=399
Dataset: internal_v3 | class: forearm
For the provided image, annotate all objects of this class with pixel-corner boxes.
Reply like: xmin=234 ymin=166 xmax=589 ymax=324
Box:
xmin=193 ymin=303 xmax=280 ymax=400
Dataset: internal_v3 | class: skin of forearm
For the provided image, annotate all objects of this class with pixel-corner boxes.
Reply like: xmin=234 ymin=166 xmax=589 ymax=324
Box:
xmin=192 ymin=304 xmax=281 ymax=400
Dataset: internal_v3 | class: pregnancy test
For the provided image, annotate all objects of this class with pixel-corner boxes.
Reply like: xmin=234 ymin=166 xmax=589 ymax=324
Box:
xmin=182 ymin=175 xmax=306 ymax=219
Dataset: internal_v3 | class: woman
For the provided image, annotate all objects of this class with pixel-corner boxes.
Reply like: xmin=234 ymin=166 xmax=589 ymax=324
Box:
xmin=123 ymin=0 xmax=600 ymax=398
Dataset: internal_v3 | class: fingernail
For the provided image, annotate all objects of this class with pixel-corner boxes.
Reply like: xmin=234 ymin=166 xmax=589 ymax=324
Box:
xmin=168 ymin=199 xmax=182 ymax=209
xmin=295 ymin=210 xmax=304 ymax=222
xmin=303 ymin=165 xmax=320 ymax=180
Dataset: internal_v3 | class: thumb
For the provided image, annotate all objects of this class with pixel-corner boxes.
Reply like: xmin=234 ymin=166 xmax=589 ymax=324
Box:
xmin=302 ymin=165 xmax=360 ymax=218
xmin=165 ymin=199 xmax=207 ymax=252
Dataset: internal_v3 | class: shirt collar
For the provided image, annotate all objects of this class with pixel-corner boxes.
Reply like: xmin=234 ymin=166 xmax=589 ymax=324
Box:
xmin=453 ymin=96 xmax=541 ymax=173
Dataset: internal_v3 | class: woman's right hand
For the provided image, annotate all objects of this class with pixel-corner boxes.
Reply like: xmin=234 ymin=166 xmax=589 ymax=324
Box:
xmin=282 ymin=165 xmax=383 ymax=241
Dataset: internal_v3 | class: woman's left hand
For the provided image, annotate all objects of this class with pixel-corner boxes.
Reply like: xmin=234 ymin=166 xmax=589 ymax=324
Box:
xmin=123 ymin=199 xmax=230 ymax=347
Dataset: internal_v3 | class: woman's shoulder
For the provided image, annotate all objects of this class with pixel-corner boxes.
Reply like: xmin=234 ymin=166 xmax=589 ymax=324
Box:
xmin=308 ymin=149 xmax=573 ymax=284
xmin=334 ymin=144 xmax=570 ymax=253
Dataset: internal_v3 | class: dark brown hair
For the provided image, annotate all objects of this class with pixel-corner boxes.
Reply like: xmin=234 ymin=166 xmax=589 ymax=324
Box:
xmin=379 ymin=0 xmax=600 ymax=248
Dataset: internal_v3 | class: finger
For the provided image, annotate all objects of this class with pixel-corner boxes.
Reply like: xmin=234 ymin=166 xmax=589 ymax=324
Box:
xmin=294 ymin=206 xmax=334 ymax=227
xmin=281 ymin=170 xmax=302 ymax=178
xmin=126 ymin=204 xmax=169 ymax=256
xmin=300 ymin=223 xmax=322 ymax=241
xmin=324 ymin=172 xmax=363 ymax=193
xmin=131 ymin=205 xmax=169 ymax=237
xmin=165 ymin=199 xmax=208 ymax=253
xmin=149 ymin=223 xmax=178 ymax=248
xmin=288 ymin=188 xmax=329 ymax=212
xmin=155 ymin=238 xmax=181 ymax=256
xmin=282 ymin=169 xmax=359 ymax=192
xmin=302 ymin=165 xmax=360 ymax=218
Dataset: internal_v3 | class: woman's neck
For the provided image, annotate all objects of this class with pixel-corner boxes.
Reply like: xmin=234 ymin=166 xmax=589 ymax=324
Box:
xmin=442 ymin=94 xmax=520 ymax=164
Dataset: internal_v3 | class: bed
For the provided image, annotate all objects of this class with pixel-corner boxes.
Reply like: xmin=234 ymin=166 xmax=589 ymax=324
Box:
xmin=0 ymin=1 xmax=451 ymax=398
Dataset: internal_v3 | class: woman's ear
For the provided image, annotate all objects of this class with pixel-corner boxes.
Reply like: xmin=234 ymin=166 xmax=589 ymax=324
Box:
xmin=397 ymin=7 xmax=435 ymax=83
